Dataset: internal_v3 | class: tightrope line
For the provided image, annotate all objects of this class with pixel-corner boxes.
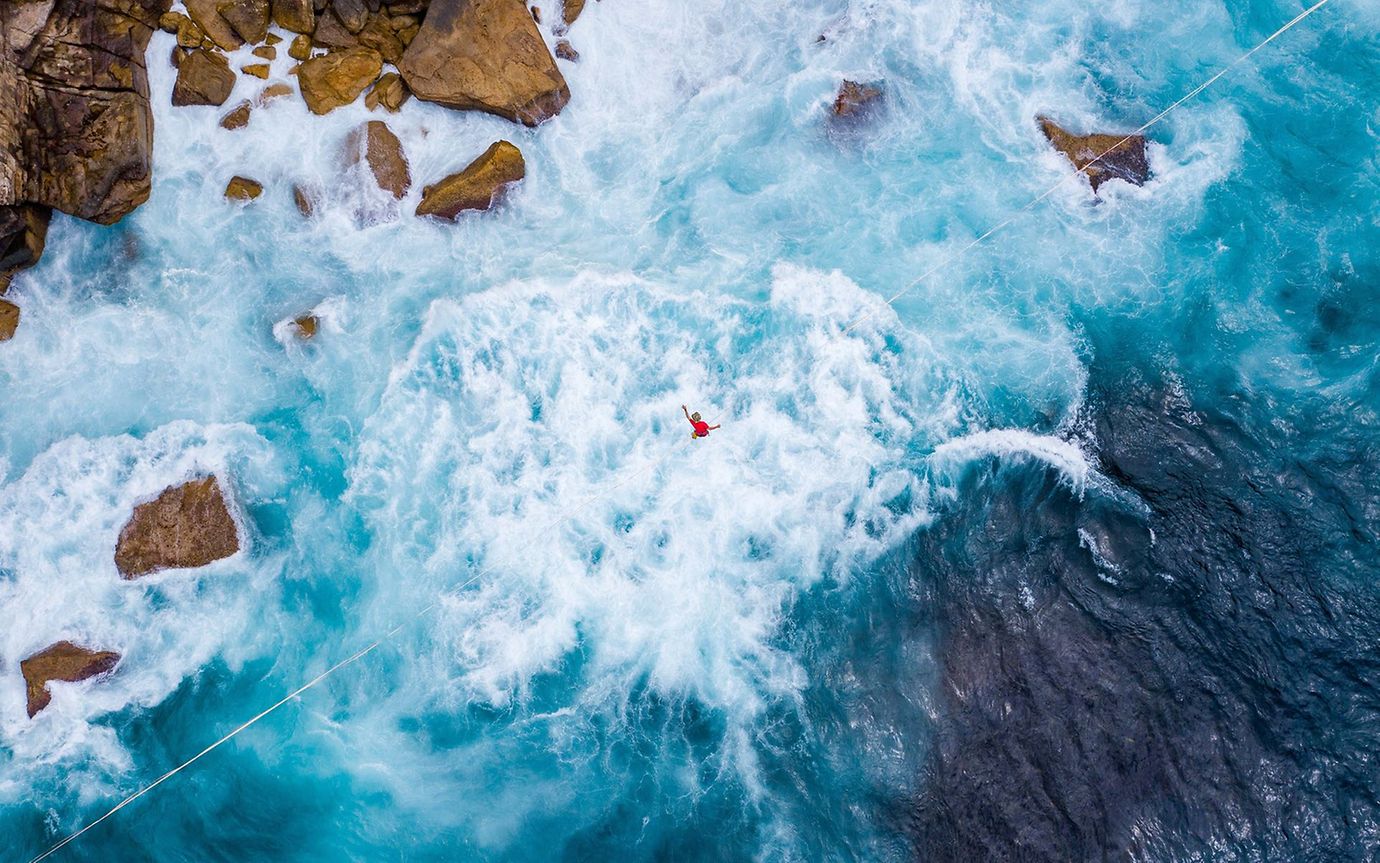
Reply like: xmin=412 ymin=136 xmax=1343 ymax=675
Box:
xmin=842 ymin=0 xmax=1334 ymax=334
xmin=30 ymin=430 xmax=698 ymax=863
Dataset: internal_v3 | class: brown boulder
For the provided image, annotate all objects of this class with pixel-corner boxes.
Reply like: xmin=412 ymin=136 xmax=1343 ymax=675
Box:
xmin=220 ymin=99 xmax=252 ymax=129
xmin=346 ymin=120 xmax=410 ymax=198
xmin=114 ymin=477 xmax=239 ymax=578
xmin=271 ymin=0 xmax=314 ymax=33
xmin=252 ymin=44 xmax=276 ymax=60
xmin=20 ymin=642 xmax=120 ymax=718
xmin=398 ymin=0 xmax=569 ymax=126
xmin=0 ymin=298 xmax=18 ymax=341
xmin=417 ymin=140 xmax=524 ymax=220
xmin=356 ymin=14 xmax=405 ymax=64
xmin=217 ymin=0 xmax=269 ymax=43
xmin=1037 ymin=115 xmax=1150 ymax=194
xmin=257 ymin=81 xmax=294 ymax=104
xmin=334 ymin=0 xmax=370 ymax=32
xmin=832 ymin=80 xmax=881 ymax=118
xmin=0 ymin=204 xmax=50 ymax=291
xmin=292 ymin=183 xmax=318 ymax=216
xmin=298 ymin=47 xmax=382 ymax=114
xmin=562 ymin=0 xmax=584 ymax=26
xmin=185 ymin=0 xmax=244 ymax=50
xmin=312 ymin=10 xmax=359 ymax=49
xmin=225 ymin=176 xmax=263 ymax=200
xmin=554 ymin=39 xmax=577 ymax=62
xmin=287 ymin=33 xmax=313 ymax=60
xmin=242 ymin=62 xmax=270 ymax=79
xmin=365 ymin=71 xmax=409 ymax=111
xmin=1 ymin=1 xmax=167 ymax=228
xmin=292 ymin=314 xmax=318 ymax=338
xmin=173 ymin=48 xmax=237 ymax=106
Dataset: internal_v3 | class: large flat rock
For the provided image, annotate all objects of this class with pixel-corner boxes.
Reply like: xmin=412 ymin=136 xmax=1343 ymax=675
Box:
xmin=114 ymin=476 xmax=240 ymax=578
xmin=21 ymin=641 xmax=120 ymax=717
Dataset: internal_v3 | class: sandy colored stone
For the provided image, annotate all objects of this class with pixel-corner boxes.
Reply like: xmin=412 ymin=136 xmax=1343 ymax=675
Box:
xmin=417 ymin=140 xmax=524 ymax=220
xmin=0 ymin=299 xmax=18 ymax=341
xmin=159 ymin=11 xmax=188 ymax=33
xmin=298 ymin=47 xmax=382 ymax=114
xmin=252 ymin=44 xmax=276 ymax=60
xmin=562 ymin=0 xmax=584 ymax=25
xmin=217 ymin=0 xmax=270 ymax=44
xmin=225 ymin=175 xmax=263 ymax=200
xmin=832 ymin=80 xmax=881 ymax=118
xmin=398 ymin=0 xmax=569 ymax=126
xmin=347 ymin=120 xmax=411 ymax=198
xmin=173 ymin=49 xmax=237 ymax=106
xmin=293 ymin=314 xmax=318 ymax=338
xmin=292 ymin=183 xmax=318 ymax=216
xmin=114 ymin=477 xmax=240 ymax=578
xmin=356 ymin=14 xmax=405 ymax=64
xmin=20 ymin=642 xmax=120 ymax=718
xmin=1037 ymin=115 xmax=1150 ymax=194
xmin=365 ymin=72 xmax=409 ymax=112
xmin=554 ymin=39 xmax=577 ymax=62
xmin=220 ymin=100 xmax=253 ymax=129
xmin=266 ymin=31 xmax=282 ymax=45
xmin=186 ymin=0 xmax=244 ymax=50
xmin=288 ymin=33 xmax=313 ymax=60
xmin=242 ymin=62 xmax=270 ymax=79
xmin=271 ymin=0 xmax=315 ymax=33
xmin=257 ymin=82 xmax=294 ymax=104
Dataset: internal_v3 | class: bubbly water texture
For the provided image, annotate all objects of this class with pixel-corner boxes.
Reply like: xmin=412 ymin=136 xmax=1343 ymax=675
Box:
xmin=2 ymin=0 xmax=1378 ymax=859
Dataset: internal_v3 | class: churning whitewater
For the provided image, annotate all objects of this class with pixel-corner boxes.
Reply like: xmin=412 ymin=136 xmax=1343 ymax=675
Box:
xmin=3 ymin=0 xmax=1380 ymax=860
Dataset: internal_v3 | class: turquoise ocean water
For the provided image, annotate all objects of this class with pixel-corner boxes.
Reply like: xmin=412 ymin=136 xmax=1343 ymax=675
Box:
xmin=3 ymin=0 xmax=1380 ymax=859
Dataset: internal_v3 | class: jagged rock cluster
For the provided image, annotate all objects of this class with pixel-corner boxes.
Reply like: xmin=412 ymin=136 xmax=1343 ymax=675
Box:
xmin=18 ymin=476 xmax=239 ymax=717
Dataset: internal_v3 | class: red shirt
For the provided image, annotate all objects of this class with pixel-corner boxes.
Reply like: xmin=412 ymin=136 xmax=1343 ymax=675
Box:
xmin=692 ymin=420 xmax=710 ymax=437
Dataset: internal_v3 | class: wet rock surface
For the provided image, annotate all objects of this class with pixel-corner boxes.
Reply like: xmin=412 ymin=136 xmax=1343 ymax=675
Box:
xmin=114 ymin=476 xmax=240 ymax=578
xmin=298 ymin=46 xmax=382 ymax=114
xmin=417 ymin=140 xmax=524 ymax=219
xmin=902 ymin=368 xmax=1380 ymax=861
xmin=347 ymin=120 xmax=410 ymax=198
xmin=173 ymin=48 xmax=237 ymax=106
xmin=398 ymin=0 xmax=569 ymax=126
xmin=831 ymin=80 xmax=882 ymax=119
xmin=1038 ymin=115 xmax=1150 ymax=193
xmin=21 ymin=641 xmax=120 ymax=717
xmin=0 ymin=297 xmax=18 ymax=341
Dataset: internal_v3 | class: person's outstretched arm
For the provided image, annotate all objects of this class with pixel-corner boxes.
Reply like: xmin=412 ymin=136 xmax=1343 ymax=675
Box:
xmin=708 ymin=424 xmax=721 ymax=430
xmin=682 ymin=405 xmax=692 ymax=424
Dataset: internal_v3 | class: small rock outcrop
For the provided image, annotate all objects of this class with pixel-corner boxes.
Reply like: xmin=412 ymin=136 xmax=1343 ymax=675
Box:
xmin=0 ymin=298 xmax=18 ymax=341
xmin=292 ymin=183 xmax=317 ymax=216
xmin=1037 ymin=115 xmax=1150 ymax=194
xmin=173 ymin=48 xmax=237 ymax=106
xmin=271 ymin=0 xmax=314 ymax=34
xmin=217 ymin=0 xmax=269 ymax=44
xmin=292 ymin=314 xmax=318 ymax=338
xmin=185 ymin=0 xmax=244 ymax=51
xmin=220 ymin=100 xmax=253 ymax=130
xmin=225 ymin=176 xmax=263 ymax=200
xmin=417 ymin=140 xmax=525 ymax=220
xmin=298 ymin=47 xmax=383 ymax=114
xmin=346 ymin=120 xmax=410 ymax=198
xmin=398 ymin=0 xmax=569 ymax=126
xmin=832 ymin=80 xmax=882 ymax=118
xmin=21 ymin=641 xmax=120 ymax=718
xmin=562 ymin=0 xmax=584 ymax=26
xmin=0 ymin=204 xmax=49 ymax=292
xmin=114 ymin=476 xmax=239 ymax=578
xmin=554 ymin=39 xmax=578 ymax=62
xmin=365 ymin=72 xmax=409 ymax=112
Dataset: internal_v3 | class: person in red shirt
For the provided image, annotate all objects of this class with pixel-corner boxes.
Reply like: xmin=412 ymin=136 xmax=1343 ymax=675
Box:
xmin=683 ymin=405 xmax=720 ymax=439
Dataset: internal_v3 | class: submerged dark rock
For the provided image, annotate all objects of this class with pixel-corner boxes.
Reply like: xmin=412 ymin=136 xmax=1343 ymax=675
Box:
xmin=21 ymin=641 xmax=120 ymax=717
xmin=903 ymin=371 xmax=1380 ymax=861
xmin=832 ymin=80 xmax=882 ymax=119
xmin=115 ymin=476 xmax=239 ymax=578
xmin=1037 ymin=115 xmax=1150 ymax=194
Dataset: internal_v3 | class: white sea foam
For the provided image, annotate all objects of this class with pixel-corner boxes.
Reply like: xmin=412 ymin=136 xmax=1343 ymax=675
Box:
xmin=929 ymin=427 xmax=1093 ymax=491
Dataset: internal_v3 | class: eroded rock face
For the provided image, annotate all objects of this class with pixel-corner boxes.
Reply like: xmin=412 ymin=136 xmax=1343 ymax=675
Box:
xmin=398 ymin=0 xmax=569 ymax=126
xmin=1 ymin=0 xmax=169 ymax=233
xmin=0 ymin=298 xmax=18 ymax=341
xmin=298 ymin=47 xmax=382 ymax=114
xmin=1037 ymin=115 xmax=1150 ymax=194
xmin=832 ymin=80 xmax=881 ymax=119
xmin=172 ymin=48 xmax=236 ymax=106
xmin=21 ymin=641 xmax=120 ymax=717
xmin=347 ymin=120 xmax=410 ymax=198
xmin=114 ymin=476 xmax=239 ymax=578
xmin=417 ymin=140 xmax=524 ymax=219
xmin=0 ymin=203 xmax=49 ymax=291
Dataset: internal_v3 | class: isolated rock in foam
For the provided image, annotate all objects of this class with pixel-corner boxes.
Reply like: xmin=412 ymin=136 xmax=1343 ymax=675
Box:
xmin=0 ymin=298 xmax=18 ymax=341
xmin=1037 ymin=115 xmax=1150 ymax=194
xmin=346 ymin=120 xmax=411 ymax=198
xmin=417 ymin=140 xmax=524 ymax=220
xmin=398 ymin=0 xmax=570 ymax=126
xmin=0 ymin=0 xmax=166 ymax=235
xmin=21 ymin=641 xmax=120 ymax=718
xmin=832 ymin=80 xmax=882 ymax=119
xmin=173 ymin=48 xmax=237 ymax=106
xmin=225 ymin=175 xmax=263 ymax=200
xmin=292 ymin=314 xmax=318 ymax=339
xmin=298 ymin=47 xmax=382 ymax=114
xmin=114 ymin=476 xmax=240 ymax=578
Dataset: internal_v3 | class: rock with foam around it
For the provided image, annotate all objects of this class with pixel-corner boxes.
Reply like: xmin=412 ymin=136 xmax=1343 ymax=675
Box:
xmin=831 ymin=80 xmax=881 ymax=119
xmin=346 ymin=120 xmax=411 ymax=198
xmin=185 ymin=0 xmax=244 ymax=50
xmin=172 ymin=48 xmax=236 ymax=106
xmin=398 ymin=0 xmax=569 ymax=126
xmin=365 ymin=72 xmax=409 ymax=112
xmin=0 ymin=298 xmax=18 ymax=341
xmin=0 ymin=204 xmax=50 ymax=292
xmin=114 ymin=476 xmax=240 ymax=578
xmin=562 ymin=0 xmax=584 ymax=26
xmin=20 ymin=641 xmax=120 ymax=718
xmin=417 ymin=140 xmax=524 ymax=220
xmin=298 ymin=47 xmax=382 ymax=114
xmin=217 ymin=0 xmax=269 ymax=44
xmin=220 ymin=99 xmax=252 ymax=129
xmin=1037 ymin=115 xmax=1149 ymax=194
xmin=225 ymin=176 xmax=263 ymax=200
xmin=271 ymin=0 xmax=314 ymax=33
